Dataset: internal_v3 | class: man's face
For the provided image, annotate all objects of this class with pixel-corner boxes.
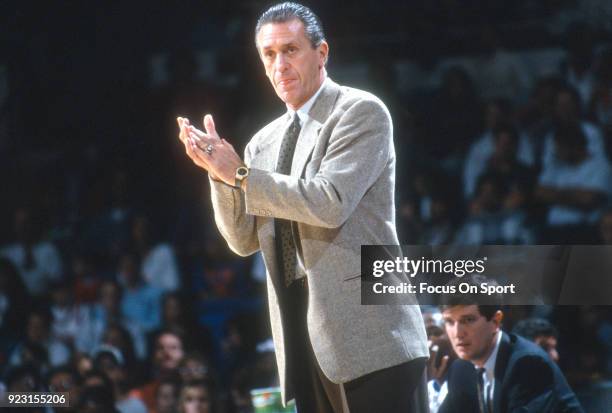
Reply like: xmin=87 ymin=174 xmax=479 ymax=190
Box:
xmin=182 ymin=386 xmax=211 ymax=413
xmin=534 ymin=335 xmax=559 ymax=363
xmin=154 ymin=333 xmax=185 ymax=371
xmin=257 ymin=19 xmax=328 ymax=110
xmin=443 ymin=305 xmax=501 ymax=366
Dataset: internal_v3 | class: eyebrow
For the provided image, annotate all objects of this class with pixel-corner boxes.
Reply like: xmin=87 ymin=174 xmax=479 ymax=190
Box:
xmin=261 ymin=42 xmax=298 ymax=51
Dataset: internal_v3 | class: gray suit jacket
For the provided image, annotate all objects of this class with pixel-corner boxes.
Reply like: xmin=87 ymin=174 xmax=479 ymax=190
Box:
xmin=209 ymin=78 xmax=428 ymax=402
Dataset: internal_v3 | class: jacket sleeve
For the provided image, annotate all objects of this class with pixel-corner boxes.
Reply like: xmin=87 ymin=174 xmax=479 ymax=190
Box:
xmin=209 ymin=140 xmax=260 ymax=257
xmin=244 ymin=97 xmax=393 ymax=228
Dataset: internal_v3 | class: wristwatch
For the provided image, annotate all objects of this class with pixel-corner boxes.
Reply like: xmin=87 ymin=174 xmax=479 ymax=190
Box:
xmin=234 ymin=166 xmax=249 ymax=189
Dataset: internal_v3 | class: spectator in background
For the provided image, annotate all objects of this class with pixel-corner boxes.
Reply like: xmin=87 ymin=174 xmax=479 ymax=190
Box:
xmin=131 ymin=214 xmax=180 ymax=292
xmin=46 ymin=365 xmax=82 ymax=413
xmin=101 ymin=323 xmax=142 ymax=377
xmin=131 ymin=329 xmax=186 ymax=412
xmin=90 ymin=280 xmax=146 ymax=359
xmin=70 ymin=251 xmax=102 ymax=304
xmin=536 ymin=122 xmax=612 ymax=241
xmin=79 ymin=369 xmax=121 ymax=413
xmin=152 ymin=292 xmax=213 ymax=358
xmin=463 ymin=99 xmax=534 ymax=199
xmin=474 ymin=25 xmax=531 ymax=102
xmin=179 ymin=379 xmax=215 ymax=413
xmin=155 ymin=376 xmax=181 ymax=413
xmin=118 ymin=251 xmax=163 ymax=333
xmin=10 ymin=308 xmax=71 ymax=368
xmin=518 ymin=76 xmax=564 ymax=154
xmin=49 ymin=281 xmax=94 ymax=354
xmin=542 ymin=85 xmax=604 ymax=168
xmin=512 ymin=318 xmax=560 ymax=363
xmin=456 ymin=171 xmax=535 ymax=244
xmin=93 ymin=345 xmax=147 ymax=413
xmin=73 ymin=353 xmax=94 ymax=378
xmin=179 ymin=352 xmax=212 ymax=384
xmin=4 ymin=363 xmax=45 ymax=399
xmin=0 ymin=206 xmax=63 ymax=297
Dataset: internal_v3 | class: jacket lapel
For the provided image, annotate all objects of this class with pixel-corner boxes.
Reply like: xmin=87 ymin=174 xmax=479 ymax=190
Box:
xmin=493 ymin=332 xmax=512 ymax=413
xmin=291 ymin=79 xmax=341 ymax=177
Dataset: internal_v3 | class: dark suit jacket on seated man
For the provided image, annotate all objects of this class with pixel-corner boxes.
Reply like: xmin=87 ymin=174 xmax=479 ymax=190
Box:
xmin=176 ymin=2 xmax=429 ymax=412
xmin=438 ymin=276 xmax=583 ymax=413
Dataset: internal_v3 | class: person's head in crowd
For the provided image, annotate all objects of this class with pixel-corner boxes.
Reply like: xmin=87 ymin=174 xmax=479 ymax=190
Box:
xmin=4 ymin=364 xmax=43 ymax=392
xmin=117 ymin=251 xmax=143 ymax=289
xmin=554 ymin=84 xmax=582 ymax=122
xmin=156 ymin=376 xmax=182 ymax=413
xmin=26 ymin=307 xmax=53 ymax=344
xmin=153 ymin=329 xmax=186 ymax=375
xmin=79 ymin=370 xmax=119 ymax=413
xmin=70 ymin=251 xmax=100 ymax=303
xmin=93 ymin=344 xmax=130 ymax=397
xmin=471 ymin=172 xmax=507 ymax=214
xmin=50 ymin=280 xmax=73 ymax=309
xmin=491 ymin=123 xmax=519 ymax=164
xmin=179 ymin=380 xmax=214 ymax=413
xmin=484 ymin=98 xmax=513 ymax=131
xmin=162 ymin=291 xmax=187 ymax=327
xmin=421 ymin=306 xmax=445 ymax=342
xmin=18 ymin=341 xmax=49 ymax=371
xmin=512 ymin=318 xmax=559 ymax=363
xmin=131 ymin=213 xmax=161 ymax=252
xmin=73 ymin=353 xmax=94 ymax=377
xmin=98 ymin=279 xmax=122 ymax=316
xmin=46 ymin=365 xmax=82 ymax=412
xmin=440 ymin=275 xmax=504 ymax=367
xmin=101 ymin=322 xmax=137 ymax=367
xmin=553 ymin=121 xmax=588 ymax=165
xmin=599 ymin=209 xmax=612 ymax=244
xmin=179 ymin=352 xmax=211 ymax=383
xmin=528 ymin=77 xmax=564 ymax=120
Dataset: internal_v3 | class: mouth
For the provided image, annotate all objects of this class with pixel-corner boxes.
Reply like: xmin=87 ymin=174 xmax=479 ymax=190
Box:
xmin=277 ymin=79 xmax=295 ymax=88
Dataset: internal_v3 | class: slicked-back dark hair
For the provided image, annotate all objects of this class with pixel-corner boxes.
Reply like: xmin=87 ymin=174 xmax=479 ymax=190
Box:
xmin=255 ymin=2 xmax=325 ymax=49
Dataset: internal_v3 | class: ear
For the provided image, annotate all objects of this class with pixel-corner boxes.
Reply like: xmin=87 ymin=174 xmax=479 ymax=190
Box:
xmin=492 ymin=310 xmax=503 ymax=329
xmin=318 ymin=40 xmax=329 ymax=67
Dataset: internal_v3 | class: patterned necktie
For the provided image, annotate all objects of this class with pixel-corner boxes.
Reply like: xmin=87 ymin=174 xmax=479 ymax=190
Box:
xmin=275 ymin=114 xmax=302 ymax=286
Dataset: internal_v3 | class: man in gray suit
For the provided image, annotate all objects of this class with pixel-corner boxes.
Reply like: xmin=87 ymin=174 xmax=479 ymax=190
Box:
xmin=176 ymin=2 xmax=428 ymax=412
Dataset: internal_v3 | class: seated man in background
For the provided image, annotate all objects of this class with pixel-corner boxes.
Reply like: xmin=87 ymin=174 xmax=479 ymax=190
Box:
xmin=536 ymin=121 xmax=612 ymax=242
xmin=512 ymin=317 xmax=559 ymax=364
xmin=437 ymin=276 xmax=583 ymax=413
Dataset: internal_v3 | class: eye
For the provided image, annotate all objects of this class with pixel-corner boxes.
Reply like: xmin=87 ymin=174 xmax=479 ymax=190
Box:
xmin=287 ymin=46 xmax=297 ymax=54
xmin=264 ymin=51 xmax=275 ymax=59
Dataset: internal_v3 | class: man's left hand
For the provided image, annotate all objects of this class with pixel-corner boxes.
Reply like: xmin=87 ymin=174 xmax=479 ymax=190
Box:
xmin=188 ymin=114 xmax=245 ymax=187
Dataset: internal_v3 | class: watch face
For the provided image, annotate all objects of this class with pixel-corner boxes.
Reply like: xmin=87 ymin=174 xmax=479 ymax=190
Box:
xmin=237 ymin=167 xmax=248 ymax=178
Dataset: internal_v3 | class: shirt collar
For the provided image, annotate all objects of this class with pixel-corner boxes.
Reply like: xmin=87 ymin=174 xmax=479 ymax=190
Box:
xmin=481 ymin=330 xmax=502 ymax=382
xmin=287 ymin=76 xmax=329 ymax=124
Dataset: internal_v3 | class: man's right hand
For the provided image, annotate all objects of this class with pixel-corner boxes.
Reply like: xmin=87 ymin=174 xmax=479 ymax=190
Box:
xmin=177 ymin=116 xmax=220 ymax=181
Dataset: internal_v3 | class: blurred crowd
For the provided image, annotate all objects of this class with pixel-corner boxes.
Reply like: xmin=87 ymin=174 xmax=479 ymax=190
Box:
xmin=2 ymin=1 xmax=612 ymax=412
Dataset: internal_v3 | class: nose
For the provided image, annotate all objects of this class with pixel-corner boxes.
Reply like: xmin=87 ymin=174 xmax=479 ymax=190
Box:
xmin=274 ymin=53 xmax=289 ymax=73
